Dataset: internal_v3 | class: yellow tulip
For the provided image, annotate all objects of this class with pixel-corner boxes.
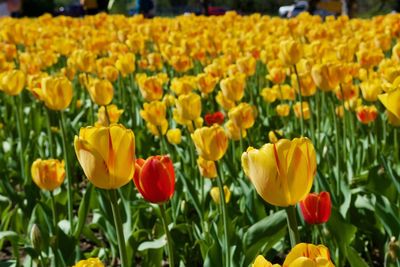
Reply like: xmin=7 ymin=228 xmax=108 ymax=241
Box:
xmin=225 ymin=119 xmax=247 ymax=141
xmin=140 ymin=101 xmax=167 ymax=126
xmin=216 ymin=91 xmax=236 ymax=111
xmin=387 ymin=110 xmax=400 ymax=126
xmin=0 ymin=70 xmax=25 ymax=96
xmin=166 ymin=128 xmax=182 ymax=145
xmin=87 ymin=79 xmax=114 ymax=106
xmin=33 ymin=76 xmax=73 ymax=110
xmin=171 ymin=76 xmax=196 ymax=96
xmin=260 ymin=88 xmax=278 ymax=103
xmin=268 ymin=130 xmax=283 ymax=144
xmin=146 ymin=120 xmax=168 ymax=137
xmin=311 ymin=63 xmax=339 ymax=92
xmin=191 ymin=124 xmax=228 ymax=161
xmin=115 ymin=53 xmax=135 ymax=77
xmin=378 ymin=88 xmax=400 ymax=119
xmin=197 ymin=157 xmax=217 ymax=178
xmin=220 ymin=74 xmax=246 ymax=102
xmin=279 ymin=39 xmax=303 ymax=66
xmin=210 ymin=185 xmax=231 ymax=204
xmin=237 ymin=55 xmax=256 ymax=76
xmin=136 ymin=73 xmax=167 ymax=101
xmin=173 ymin=92 xmax=202 ymax=124
xmin=294 ymin=102 xmax=311 ymax=120
xmin=31 ymin=159 xmax=65 ymax=191
xmin=241 ymin=137 xmax=316 ymax=207
xmin=267 ymin=67 xmax=286 ymax=84
xmin=74 ymin=124 xmax=135 ymax=189
xmin=283 ymin=243 xmax=334 ymax=267
xmin=360 ymin=80 xmax=382 ymax=102
xmin=101 ymin=66 xmax=119 ymax=82
xmin=95 ymin=105 xmax=123 ymax=127
xmin=170 ymin=55 xmax=193 ymax=73
xmin=197 ymin=73 xmax=218 ymax=95
xmin=252 ymin=255 xmax=280 ymax=267
xmin=276 ymin=104 xmax=291 ymax=117
xmin=292 ymin=72 xmax=317 ymax=96
xmin=73 ymin=258 xmax=104 ymax=267
xmin=228 ymin=102 xmax=256 ymax=130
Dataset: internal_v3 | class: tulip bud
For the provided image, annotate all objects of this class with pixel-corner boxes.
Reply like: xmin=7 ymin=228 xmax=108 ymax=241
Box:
xmin=87 ymin=79 xmax=114 ymax=106
xmin=0 ymin=70 xmax=25 ymax=96
xmin=300 ymin=192 xmax=331 ymax=224
xmin=30 ymin=224 xmax=42 ymax=252
xmin=133 ymin=156 xmax=175 ymax=203
xmin=276 ymin=104 xmax=290 ymax=117
xmin=166 ymin=129 xmax=182 ymax=145
xmin=210 ymin=185 xmax=231 ymax=204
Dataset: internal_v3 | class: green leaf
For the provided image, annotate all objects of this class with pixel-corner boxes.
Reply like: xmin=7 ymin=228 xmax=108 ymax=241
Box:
xmin=243 ymin=210 xmax=287 ymax=266
xmin=347 ymin=245 xmax=369 ymax=267
xmin=137 ymin=235 xmax=167 ymax=251
xmin=74 ymin=183 xmax=94 ymax=239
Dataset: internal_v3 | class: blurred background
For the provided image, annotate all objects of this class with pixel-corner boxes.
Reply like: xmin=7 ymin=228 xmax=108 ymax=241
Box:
xmin=0 ymin=0 xmax=399 ymax=19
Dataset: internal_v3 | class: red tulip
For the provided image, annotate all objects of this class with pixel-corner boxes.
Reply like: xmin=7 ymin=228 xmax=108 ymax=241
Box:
xmin=205 ymin=111 xmax=225 ymax=126
xmin=133 ymin=156 xmax=175 ymax=203
xmin=299 ymin=192 xmax=331 ymax=224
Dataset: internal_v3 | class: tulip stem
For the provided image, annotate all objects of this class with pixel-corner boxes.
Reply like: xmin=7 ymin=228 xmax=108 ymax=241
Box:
xmin=293 ymin=64 xmax=304 ymax=136
xmin=108 ymin=189 xmax=128 ymax=267
xmin=285 ymin=205 xmax=300 ymax=248
xmin=45 ymin=108 xmax=55 ymax=158
xmin=59 ymin=111 xmax=73 ymax=234
xmin=50 ymin=192 xmax=57 ymax=231
xmin=216 ymin=163 xmax=230 ymax=267
xmin=159 ymin=204 xmax=175 ymax=267
xmin=12 ymin=96 xmax=27 ymax=182
xmin=339 ymin=83 xmax=347 ymax=161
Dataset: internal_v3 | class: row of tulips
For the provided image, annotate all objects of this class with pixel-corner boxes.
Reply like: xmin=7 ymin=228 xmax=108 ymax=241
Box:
xmin=0 ymin=11 xmax=399 ymax=267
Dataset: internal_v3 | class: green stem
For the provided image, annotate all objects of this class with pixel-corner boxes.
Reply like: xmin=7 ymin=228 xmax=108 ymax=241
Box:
xmin=330 ymin=95 xmax=341 ymax=198
xmin=59 ymin=111 xmax=73 ymax=234
xmin=395 ymin=128 xmax=399 ymax=165
xmin=216 ymin=162 xmax=230 ymax=267
xmin=285 ymin=205 xmax=300 ymax=248
xmin=50 ymin=192 xmax=57 ymax=231
xmin=45 ymin=108 xmax=54 ymax=158
xmin=159 ymin=204 xmax=175 ymax=267
xmin=108 ymin=189 xmax=128 ymax=267
xmin=12 ymin=96 xmax=26 ymax=181
xmin=293 ymin=64 xmax=304 ymax=136
xmin=339 ymin=84 xmax=347 ymax=162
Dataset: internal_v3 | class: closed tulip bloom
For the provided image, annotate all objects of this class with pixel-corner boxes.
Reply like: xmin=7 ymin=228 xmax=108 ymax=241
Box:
xmin=166 ymin=128 xmax=182 ymax=145
xmin=171 ymin=76 xmax=196 ymax=96
xmin=294 ymin=102 xmax=311 ymax=120
xmin=220 ymin=74 xmax=246 ymax=102
xmin=197 ymin=73 xmax=218 ymax=95
xmin=95 ymin=105 xmax=123 ymax=127
xmin=173 ymin=92 xmax=202 ymax=123
xmin=74 ymin=124 xmax=135 ymax=189
xmin=228 ymin=102 xmax=256 ymax=130
xmin=216 ymin=91 xmax=236 ymax=111
xmin=356 ymin=105 xmax=378 ymax=124
xmin=133 ymin=156 xmax=175 ymax=203
xmin=252 ymin=255 xmax=280 ymax=267
xmin=170 ymin=54 xmax=193 ymax=72
xmin=360 ymin=80 xmax=382 ymax=102
xmin=0 ymin=70 xmax=25 ymax=96
xmin=191 ymin=124 xmax=228 ymax=161
xmin=197 ymin=157 xmax=217 ymax=178
xmin=311 ymin=63 xmax=339 ymax=92
xmin=276 ymin=104 xmax=291 ymax=117
xmin=205 ymin=111 xmax=225 ymax=126
xmin=136 ymin=73 xmax=167 ymax=101
xmin=291 ymin=72 xmax=317 ymax=97
xmin=267 ymin=67 xmax=286 ymax=84
xmin=115 ymin=53 xmax=135 ymax=77
xmin=87 ymin=79 xmax=114 ymax=106
xmin=33 ymin=76 xmax=73 ymax=110
xmin=378 ymin=88 xmax=400 ymax=119
xmin=237 ymin=55 xmax=256 ymax=76
xmin=210 ymin=185 xmax=231 ymax=204
xmin=140 ymin=101 xmax=167 ymax=126
xmin=225 ymin=119 xmax=247 ymax=141
xmin=241 ymin=137 xmax=316 ymax=207
xmin=335 ymin=106 xmax=344 ymax=118
xmin=283 ymin=243 xmax=334 ymax=267
xmin=73 ymin=258 xmax=104 ymax=267
xmin=260 ymin=88 xmax=278 ymax=103
xmin=300 ymin=192 xmax=331 ymax=224
xmin=279 ymin=39 xmax=303 ymax=66
xmin=31 ymin=159 xmax=65 ymax=191
xmin=101 ymin=66 xmax=119 ymax=82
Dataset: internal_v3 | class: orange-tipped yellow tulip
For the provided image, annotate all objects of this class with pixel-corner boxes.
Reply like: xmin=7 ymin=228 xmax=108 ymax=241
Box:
xmin=228 ymin=102 xmax=256 ymax=131
xmin=311 ymin=63 xmax=340 ymax=92
xmin=74 ymin=124 xmax=135 ymax=189
xmin=197 ymin=157 xmax=217 ymax=178
xmin=241 ymin=137 xmax=316 ymax=207
xmin=279 ymin=40 xmax=303 ymax=66
xmin=173 ymin=92 xmax=202 ymax=124
xmin=0 ymin=70 xmax=25 ymax=96
xmin=33 ymin=76 xmax=73 ymax=110
xmin=294 ymin=101 xmax=311 ymax=120
xmin=220 ymin=74 xmax=246 ymax=102
xmin=191 ymin=124 xmax=228 ymax=161
xmin=276 ymin=104 xmax=291 ymax=117
xmin=283 ymin=243 xmax=334 ymax=267
xmin=31 ymin=159 xmax=65 ymax=191
xmin=95 ymin=105 xmax=123 ymax=127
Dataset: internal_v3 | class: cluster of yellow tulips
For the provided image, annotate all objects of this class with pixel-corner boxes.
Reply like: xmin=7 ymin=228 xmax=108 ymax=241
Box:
xmin=0 ymin=11 xmax=399 ymax=267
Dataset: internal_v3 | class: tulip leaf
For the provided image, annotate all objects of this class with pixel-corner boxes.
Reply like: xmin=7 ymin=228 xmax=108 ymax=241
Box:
xmin=243 ymin=210 xmax=287 ymax=266
xmin=74 ymin=183 xmax=94 ymax=239
xmin=346 ymin=245 xmax=369 ymax=267
xmin=137 ymin=235 xmax=167 ymax=251
xmin=374 ymin=196 xmax=400 ymax=237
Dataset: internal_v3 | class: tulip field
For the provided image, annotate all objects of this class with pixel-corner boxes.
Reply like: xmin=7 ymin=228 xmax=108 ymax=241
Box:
xmin=1 ymin=12 xmax=400 ymax=267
